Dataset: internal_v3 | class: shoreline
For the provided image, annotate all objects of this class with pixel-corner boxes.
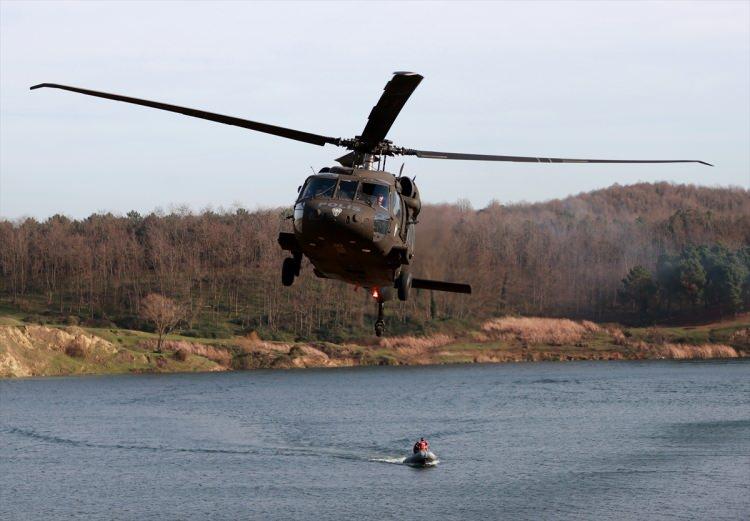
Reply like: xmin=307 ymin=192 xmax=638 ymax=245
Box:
xmin=2 ymin=316 xmax=748 ymax=378
xmin=3 ymin=357 xmax=749 ymax=381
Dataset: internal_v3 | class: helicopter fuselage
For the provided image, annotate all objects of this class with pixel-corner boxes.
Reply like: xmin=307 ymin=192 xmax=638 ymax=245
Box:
xmin=281 ymin=166 xmax=417 ymax=289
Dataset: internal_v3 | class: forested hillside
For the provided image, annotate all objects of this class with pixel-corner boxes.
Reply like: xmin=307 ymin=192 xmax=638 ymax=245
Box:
xmin=1 ymin=182 xmax=748 ymax=340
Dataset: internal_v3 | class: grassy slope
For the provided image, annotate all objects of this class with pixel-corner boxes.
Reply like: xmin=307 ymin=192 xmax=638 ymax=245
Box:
xmin=0 ymin=303 xmax=25 ymax=326
xmin=0 ymin=322 xmax=228 ymax=377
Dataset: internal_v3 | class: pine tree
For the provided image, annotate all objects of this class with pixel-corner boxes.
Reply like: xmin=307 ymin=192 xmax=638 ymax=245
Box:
xmin=619 ymin=265 xmax=657 ymax=317
xmin=677 ymin=249 xmax=706 ymax=307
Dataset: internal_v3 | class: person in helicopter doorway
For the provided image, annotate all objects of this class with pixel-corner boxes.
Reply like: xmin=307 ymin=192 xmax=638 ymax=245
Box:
xmin=413 ymin=437 xmax=430 ymax=454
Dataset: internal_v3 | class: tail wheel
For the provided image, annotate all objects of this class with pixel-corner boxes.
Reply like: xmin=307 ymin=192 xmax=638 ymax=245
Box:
xmin=281 ymin=257 xmax=296 ymax=286
xmin=397 ymin=269 xmax=412 ymax=301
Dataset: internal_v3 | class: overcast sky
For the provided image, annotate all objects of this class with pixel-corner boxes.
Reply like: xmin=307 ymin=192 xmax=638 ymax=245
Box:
xmin=1 ymin=0 xmax=748 ymax=219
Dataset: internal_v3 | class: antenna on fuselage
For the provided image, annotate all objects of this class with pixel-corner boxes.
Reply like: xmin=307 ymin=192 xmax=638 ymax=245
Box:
xmin=309 ymin=166 xmax=316 ymax=174
xmin=398 ymin=163 xmax=405 ymax=177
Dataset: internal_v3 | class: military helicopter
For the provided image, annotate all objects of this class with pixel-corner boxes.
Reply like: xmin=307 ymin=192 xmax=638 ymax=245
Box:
xmin=31 ymin=72 xmax=711 ymax=336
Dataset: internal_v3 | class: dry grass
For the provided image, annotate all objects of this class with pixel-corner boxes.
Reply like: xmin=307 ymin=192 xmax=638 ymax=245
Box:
xmin=481 ymin=317 xmax=597 ymax=345
xmin=378 ymin=334 xmax=454 ymax=354
xmin=629 ymin=340 xmax=652 ymax=353
xmin=644 ymin=327 xmax=668 ymax=345
xmin=659 ymin=343 xmax=738 ymax=360
xmin=729 ymin=328 xmax=750 ymax=349
xmin=468 ymin=331 xmax=490 ymax=343
xmin=140 ymin=339 xmax=233 ymax=366
xmin=580 ymin=320 xmax=601 ymax=333
xmin=610 ymin=329 xmax=627 ymax=346
xmin=234 ymin=332 xmax=289 ymax=354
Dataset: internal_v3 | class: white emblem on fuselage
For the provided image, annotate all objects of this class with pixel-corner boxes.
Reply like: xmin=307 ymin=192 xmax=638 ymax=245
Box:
xmin=332 ymin=208 xmax=342 ymax=217
xmin=319 ymin=202 xmax=362 ymax=212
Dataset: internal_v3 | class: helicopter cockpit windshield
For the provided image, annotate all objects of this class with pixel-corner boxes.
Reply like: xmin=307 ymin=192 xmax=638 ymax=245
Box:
xmin=355 ymin=182 xmax=391 ymax=237
xmin=357 ymin=182 xmax=390 ymax=209
xmin=336 ymin=179 xmax=358 ymax=200
xmin=300 ymin=176 xmax=337 ymax=200
xmin=299 ymin=177 xmax=391 ymax=210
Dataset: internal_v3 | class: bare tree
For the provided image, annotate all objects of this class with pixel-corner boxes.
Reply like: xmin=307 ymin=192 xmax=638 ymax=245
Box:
xmin=140 ymin=293 xmax=183 ymax=352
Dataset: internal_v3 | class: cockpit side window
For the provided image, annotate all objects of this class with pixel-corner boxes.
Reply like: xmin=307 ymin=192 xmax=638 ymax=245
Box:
xmin=336 ymin=179 xmax=358 ymax=200
xmin=300 ymin=177 xmax=337 ymax=200
xmin=390 ymin=191 xmax=402 ymax=220
xmin=357 ymin=182 xmax=390 ymax=209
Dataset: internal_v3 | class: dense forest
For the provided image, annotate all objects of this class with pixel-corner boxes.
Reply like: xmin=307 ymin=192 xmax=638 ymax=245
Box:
xmin=1 ymin=182 xmax=748 ymax=340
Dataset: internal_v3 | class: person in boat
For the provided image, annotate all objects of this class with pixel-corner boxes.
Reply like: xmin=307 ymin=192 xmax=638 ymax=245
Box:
xmin=413 ymin=437 xmax=429 ymax=454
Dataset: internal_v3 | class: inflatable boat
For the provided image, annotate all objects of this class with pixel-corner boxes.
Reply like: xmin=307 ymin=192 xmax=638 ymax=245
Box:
xmin=404 ymin=450 xmax=438 ymax=467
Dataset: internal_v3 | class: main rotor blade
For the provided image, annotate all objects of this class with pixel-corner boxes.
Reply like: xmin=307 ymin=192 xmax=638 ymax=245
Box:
xmin=404 ymin=148 xmax=713 ymax=166
xmin=359 ymin=72 xmax=423 ymax=150
xmin=30 ymin=83 xmax=340 ymax=147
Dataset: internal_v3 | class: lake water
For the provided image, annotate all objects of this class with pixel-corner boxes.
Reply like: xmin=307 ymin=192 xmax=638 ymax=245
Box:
xmin=1 ymin=361 xmax=748 ymax=520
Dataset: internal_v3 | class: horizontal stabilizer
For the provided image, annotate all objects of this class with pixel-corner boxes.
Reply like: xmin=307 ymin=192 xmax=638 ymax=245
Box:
xmin=412 ymin=278 xmax=471 ymax=294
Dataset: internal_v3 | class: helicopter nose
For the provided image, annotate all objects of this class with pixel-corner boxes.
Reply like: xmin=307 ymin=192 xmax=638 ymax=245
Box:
xmin=296 ymin=200 xmax=374 ymax=243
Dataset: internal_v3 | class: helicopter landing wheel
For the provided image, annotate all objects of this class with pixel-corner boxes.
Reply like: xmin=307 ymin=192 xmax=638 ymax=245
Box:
xmin=281 ymin=257 xmax=296 ymax=286
xmin=396 ymin=269 xmax=412 ymax=301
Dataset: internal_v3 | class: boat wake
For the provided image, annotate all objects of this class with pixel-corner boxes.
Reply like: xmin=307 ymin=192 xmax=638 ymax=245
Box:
xmin=370 ymin=454 xmax=440 ymax=467
xmin=5 ymin=426 xmax=438 ymax=467
xmin=369 ymin=456 xmax=407 ymax=465
xmin=3 ymin=426 xmax=269 ymax=456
